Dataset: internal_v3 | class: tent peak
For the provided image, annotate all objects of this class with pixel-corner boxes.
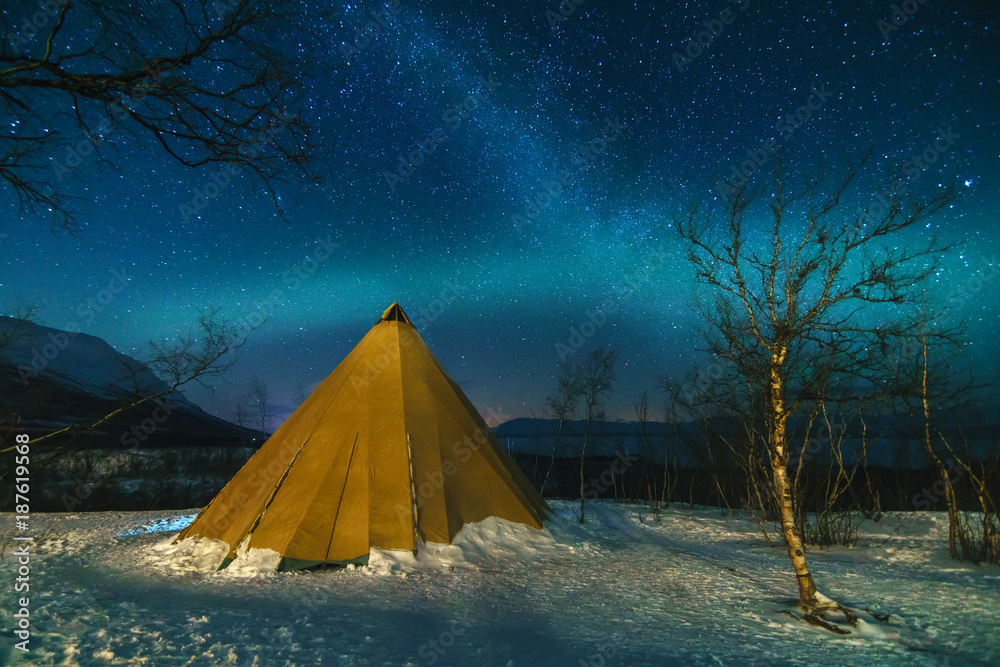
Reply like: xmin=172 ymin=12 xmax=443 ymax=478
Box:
xmin=173 ymin=298 xmax=550 ymax=570
xmin=380 ymin=302 xmax=411 ymax=324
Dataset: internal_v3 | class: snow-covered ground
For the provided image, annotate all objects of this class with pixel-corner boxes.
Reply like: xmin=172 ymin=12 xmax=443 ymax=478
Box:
xmin=1 ymin=501 xmax=997 ymax=665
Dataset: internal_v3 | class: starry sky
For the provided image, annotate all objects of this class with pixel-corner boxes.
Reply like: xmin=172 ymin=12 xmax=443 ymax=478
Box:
xmin=3 ymin=0 xmax=998 ymax=426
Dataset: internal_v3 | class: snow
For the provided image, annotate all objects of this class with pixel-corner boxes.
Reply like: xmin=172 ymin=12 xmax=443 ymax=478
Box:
xmin=151 ymin=534 xmax=230 ymax=575
xmin=160 ymin=514 xmax=566 ymax=576
xmin=0 ymin=316 xmax=193 ymax=406
xmin=225 ymin=537 xmax=283 ymax=577
xmin=2 ymin=501 xmax=997 ymax=665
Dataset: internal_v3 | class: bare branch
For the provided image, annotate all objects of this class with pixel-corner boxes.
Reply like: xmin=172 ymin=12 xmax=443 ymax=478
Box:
xmin=1 ymin=0 xmax=330 ymax=231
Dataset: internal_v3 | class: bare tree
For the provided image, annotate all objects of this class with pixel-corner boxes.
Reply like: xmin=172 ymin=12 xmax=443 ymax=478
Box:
xmin=906 ymin=319 xmax=998 ymax=564
xmin=657 ymin=397 xmax=679 ymax=515
xmin=541 ymin=360 xmax=582 ymax=495
xmin=233 ymin=395 xmax=251 ymax=445
xmin=794 ymin=401 xmax=862 ymax=549
xmin=248 ymin=373 xmax=270 ymax=435
xmin=634 ymin=389 xmax=666 ymax=518
xmin=292 ymin=377 xmax=309 ymax=408
xmin=664 ymin=363 xmax=777 ymax=539
xmin=1 ymin=307 xmax=258 ymax=455
xmin=635 ymin=390 xmax=651 ymax=507
xmin=528 ymin=408 xmax=541 ymax=487
xmin=578 ymin=347 xmax=616 ymax=523
xmin=0 ymin=301 xmax=39 ymax=351
xmin=0 ymin=0 xmax=325 ymax=231
xmin=677 ymin=149 xmax=955 ymax=629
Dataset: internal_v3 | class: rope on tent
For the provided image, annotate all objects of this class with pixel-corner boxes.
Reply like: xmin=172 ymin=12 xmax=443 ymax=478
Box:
xmin=324 ymin=432 xmax=359 ymax=562
xmin=406 ymin=431 xmax=424 ymax=550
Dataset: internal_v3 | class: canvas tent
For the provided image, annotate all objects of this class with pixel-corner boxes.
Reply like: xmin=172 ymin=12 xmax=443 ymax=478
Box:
xmin=175 ymin=303 xmax=549 ymax=570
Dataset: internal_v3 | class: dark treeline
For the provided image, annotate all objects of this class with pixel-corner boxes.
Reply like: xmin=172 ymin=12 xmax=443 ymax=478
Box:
xmin=505 ymin=382 xmax=1000 ymax=573
xmin=513 ymin=454 xmax=999 ymax=515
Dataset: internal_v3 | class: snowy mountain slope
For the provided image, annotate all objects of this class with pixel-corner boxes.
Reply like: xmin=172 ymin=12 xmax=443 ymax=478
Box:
xmin=0 ymin=316 xmax=193 ymax=405
xmin=0 ymin=317 xmax=260 ymax=449
xmin=1 ymin=501 xmax=996 ymax=665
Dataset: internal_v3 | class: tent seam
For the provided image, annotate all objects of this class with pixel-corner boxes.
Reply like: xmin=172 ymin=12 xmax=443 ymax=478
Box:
xmin=324 ymin=432 xmax=360 ymax=562
xmin=243 ymin=433 xmax=312 ymax=551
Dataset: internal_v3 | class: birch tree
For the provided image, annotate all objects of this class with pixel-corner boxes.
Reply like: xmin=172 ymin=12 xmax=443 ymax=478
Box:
xmin=578 ymin=347 xmax=615 ymax=524
xmin=249 ymin=373 xmax=271 ymax=435
xmin=677 ymin=150 xmax=955 ymax=629
xmin=541 ymin=360 xmax=582 ymax=495
xmin=906 ymin=319 xmax=997 ymax=564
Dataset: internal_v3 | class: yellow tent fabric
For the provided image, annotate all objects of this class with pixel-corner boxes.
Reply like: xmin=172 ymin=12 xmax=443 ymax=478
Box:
xmin=176 ymin=303 xmax=549 ymax=569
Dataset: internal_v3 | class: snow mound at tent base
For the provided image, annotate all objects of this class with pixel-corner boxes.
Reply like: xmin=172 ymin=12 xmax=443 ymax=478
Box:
xmin=365 ymin=516 xmax=564 ymax=575
xmin=151 ymin=535 xmax=230 ymax=574
xmin=227 ymin=536 xmax=282 ymax=576
xmin=154 ymin=516 xmax=562 ymax=575
xmin=152 ymin=533 xmax=282 ymax=576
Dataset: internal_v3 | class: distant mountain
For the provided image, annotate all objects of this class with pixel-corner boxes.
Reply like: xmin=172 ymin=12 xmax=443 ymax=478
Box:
xmin=0 ymin=317 xmax=262 ymax=448
xmin=495 ymin=418 xmax=675 ymax=439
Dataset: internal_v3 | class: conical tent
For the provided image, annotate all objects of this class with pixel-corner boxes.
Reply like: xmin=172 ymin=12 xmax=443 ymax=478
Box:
xmin=176 ymin=303 xmax=549 ymax=570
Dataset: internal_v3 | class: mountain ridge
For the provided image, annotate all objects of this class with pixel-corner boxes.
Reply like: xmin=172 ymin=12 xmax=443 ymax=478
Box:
xmin=0 ymin=316 xmax=261 ymax=448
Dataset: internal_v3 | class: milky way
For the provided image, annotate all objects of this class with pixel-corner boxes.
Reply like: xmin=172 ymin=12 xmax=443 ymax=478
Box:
xmin=3 ymin=0 xmax=997 ymax=424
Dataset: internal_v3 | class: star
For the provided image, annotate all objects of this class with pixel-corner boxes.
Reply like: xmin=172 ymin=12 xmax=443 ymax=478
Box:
xmin=3 ymin=0 xmax=998 ymax=420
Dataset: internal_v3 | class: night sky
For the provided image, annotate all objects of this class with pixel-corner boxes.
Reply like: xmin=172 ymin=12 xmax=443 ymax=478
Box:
xmin=3 ymin=0 xmax=998 ymax=427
